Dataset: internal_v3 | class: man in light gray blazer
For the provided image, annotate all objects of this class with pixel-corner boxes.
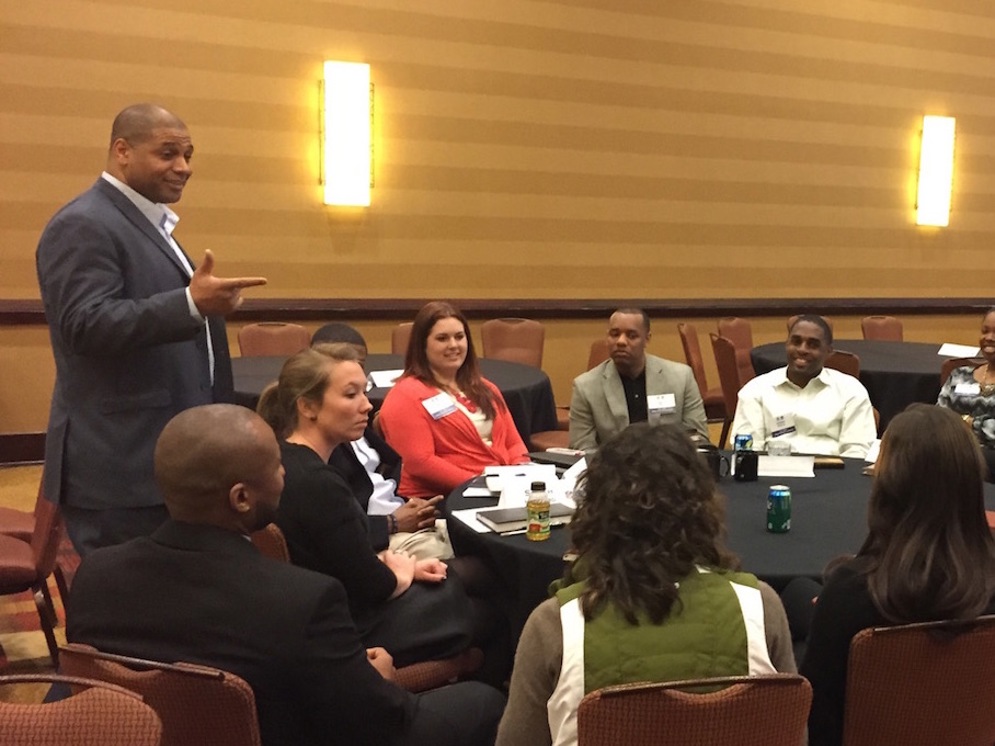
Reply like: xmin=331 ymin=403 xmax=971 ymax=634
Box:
xmin=36 ymin=103 xmax=266 ymax=556
xmin=569 ymin=308 xmax=709 ymax=451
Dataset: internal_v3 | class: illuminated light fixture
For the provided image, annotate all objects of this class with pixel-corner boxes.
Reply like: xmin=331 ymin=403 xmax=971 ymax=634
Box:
xmin=321 ymin=61 xmax=372 ymax=206
xmin=916 ymin=115 xmax=956 ymax=227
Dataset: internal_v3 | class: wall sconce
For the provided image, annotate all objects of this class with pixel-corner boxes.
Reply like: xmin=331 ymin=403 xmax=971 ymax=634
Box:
xmin=321 ymin=61 xmax=373 ymax=206
xmin=916 ymin=115 xmax=956 ymax=227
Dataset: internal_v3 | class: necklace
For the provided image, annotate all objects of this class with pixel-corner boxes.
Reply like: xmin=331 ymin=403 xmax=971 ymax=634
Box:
xmin=982 ymin=366 xmax=995 ymax=397
xmin=439 ymin=383 xmax=478 ymax=413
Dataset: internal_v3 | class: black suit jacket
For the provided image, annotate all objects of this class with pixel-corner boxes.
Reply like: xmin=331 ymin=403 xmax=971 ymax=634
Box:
xmin=66 ymin=520 xmax=415 ymax=746
xmin=329 ymin=428 xmax=404 ymax=551
xmin=36 ymin=178 xmax=232 ymax=510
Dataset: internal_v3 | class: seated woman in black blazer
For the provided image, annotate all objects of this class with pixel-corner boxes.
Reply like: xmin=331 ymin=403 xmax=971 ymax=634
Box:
xmin=257 ymin=344 xmax=473 ymax=667
xmin=801 ymin=404 xmax=995 ymax=746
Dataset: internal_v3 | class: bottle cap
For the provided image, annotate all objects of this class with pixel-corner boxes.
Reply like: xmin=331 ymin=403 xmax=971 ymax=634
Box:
xmin=530 ymin=481 xmax=546 ymax=491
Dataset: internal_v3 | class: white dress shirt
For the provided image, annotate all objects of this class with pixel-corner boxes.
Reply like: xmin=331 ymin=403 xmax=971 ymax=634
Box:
xmin=350 ymin=437 xmax=403 ymax=516
xmin=731 ymin=366 xmax=876 ymax=458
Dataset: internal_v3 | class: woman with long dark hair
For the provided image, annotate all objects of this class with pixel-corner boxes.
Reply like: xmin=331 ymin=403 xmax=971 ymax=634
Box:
xmin=379 ymin=301 xmax=530 ymax=498
xmin=496 ymin=423 xmax=796 ymax=746
xmin=801 ymin=404 xmax=995 ymax=746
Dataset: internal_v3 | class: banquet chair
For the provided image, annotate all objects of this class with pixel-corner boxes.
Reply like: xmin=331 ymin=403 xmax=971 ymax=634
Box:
xmin=0 ymin=485 xmax=67 ymax=666
xmin=716 ymin=317 xmax=756 ymax=384
xmin=940 ymin=356 xmax=983 ymax=386
xmin=824 ymin=350 xmax=861 ymax=378
xmin=237 ymin=322 xmax=310 ymax=357
xmin=391 ymin=322 xmax=414 ymax=355
xmin=0 ymin=673 xmax=163 ymax=746
xmin=677 ymin=322 xmax=727 ymax=422
xmin=576 ymin=674 xmax=811 ymax=746
xmin=59 ymin=643 xmax=262 ymax=746
xmin=246 ymin=523 xmax=484 ymax=692
xmin=480 ymin=318 xmax=544 ymax=368
xmin=860 ymin=315 xmax=903 ymax=341
xmin=841 ymin=615 xmax=995 ymax=746
xmin=709 ymin=334 xmax=742 ymax=448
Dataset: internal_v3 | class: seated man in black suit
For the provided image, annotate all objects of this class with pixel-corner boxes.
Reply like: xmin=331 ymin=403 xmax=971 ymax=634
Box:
xmin=66 ymin=403 xmax=504 ymax=746
xmin=312 ymin=323 xmax=451 ymax=559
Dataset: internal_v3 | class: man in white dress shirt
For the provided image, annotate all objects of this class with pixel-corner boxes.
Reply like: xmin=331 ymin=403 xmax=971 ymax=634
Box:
xmin=731 ymin=314 xmax=876 ymax=458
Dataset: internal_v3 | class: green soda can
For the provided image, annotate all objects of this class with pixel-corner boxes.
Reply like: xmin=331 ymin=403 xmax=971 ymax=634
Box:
xmin=766 ymin=485 xmax=791 ymax=533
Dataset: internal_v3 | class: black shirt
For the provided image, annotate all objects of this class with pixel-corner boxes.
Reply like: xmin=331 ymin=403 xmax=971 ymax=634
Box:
xmin=620 ymin=368 xmax=648 ymax=424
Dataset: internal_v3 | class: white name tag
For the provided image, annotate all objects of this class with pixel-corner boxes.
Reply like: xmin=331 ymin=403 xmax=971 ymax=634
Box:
xmin=647 ymin=393 xmax=676 ymax=414
xmin=422 ymin=392 xmax=457 ymax=420
xmin=771 ymin=412 xmax=797 ymax=438
xmin=955 ymin=382 xmax=981 ymax=396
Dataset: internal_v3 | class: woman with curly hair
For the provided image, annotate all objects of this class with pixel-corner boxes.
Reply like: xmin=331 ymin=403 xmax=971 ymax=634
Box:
xmin=496 ymin=422 xmax=796 ymax=746
xmin=379 ymin=301 xmax=530 ymax=498
xmin=801 ymin=404 xmax=995 ymax=746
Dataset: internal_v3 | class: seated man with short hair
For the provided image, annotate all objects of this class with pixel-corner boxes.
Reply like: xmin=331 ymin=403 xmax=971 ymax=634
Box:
xmin=66 ymin=403 xmax=504 ymax=746
xmin=569 ymin=308 xmax=708 ymax=451
xmin=731 ymin=314 xmax=876 ymax=458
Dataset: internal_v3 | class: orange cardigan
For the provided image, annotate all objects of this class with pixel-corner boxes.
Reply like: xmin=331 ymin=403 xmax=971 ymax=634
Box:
xmin=379 ymin=376 xmax=530 ymax=498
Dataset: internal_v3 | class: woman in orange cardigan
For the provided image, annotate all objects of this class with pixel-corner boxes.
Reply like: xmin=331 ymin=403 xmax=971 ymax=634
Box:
xmin=380 ymin=301 xmax=530 ymax=498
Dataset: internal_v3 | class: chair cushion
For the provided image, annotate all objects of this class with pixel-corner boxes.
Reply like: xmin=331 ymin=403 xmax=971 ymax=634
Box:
xmin=0 ymin=533 xmax=37 ymax=588
xmin=0 ymin=506 xmax=34 ymax=542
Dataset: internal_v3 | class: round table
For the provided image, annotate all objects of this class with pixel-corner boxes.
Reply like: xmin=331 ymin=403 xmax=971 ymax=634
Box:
xmin=447 ymin=462 xmax=995 ymax=638
xmin=751 ymin=340 xmax=952 ymax=430
xmin=232 ymin=353 xmax=558 ymax=444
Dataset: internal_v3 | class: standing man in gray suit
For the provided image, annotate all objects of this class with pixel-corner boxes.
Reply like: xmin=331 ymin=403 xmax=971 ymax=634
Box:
xmin=569 ymin=308 xmax=708 ymax=451
xmin=36 ymin=103 xmax=267 ymax=556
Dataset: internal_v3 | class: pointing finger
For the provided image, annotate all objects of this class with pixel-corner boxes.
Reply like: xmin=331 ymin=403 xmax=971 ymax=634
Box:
xmin=216 ymin=277 xmax=268 ymax=289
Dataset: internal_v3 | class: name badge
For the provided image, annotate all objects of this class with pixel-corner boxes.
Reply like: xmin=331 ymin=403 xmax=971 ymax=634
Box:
xmin=771 ymin=412 xmax=797 ymax=438
xmin=647 ymin=393 xmax=677 ymax=414
xmin=422 ymin=392 xmax=457 ymax=420
xmin=955 ymin=382 xmax=981 ymax=396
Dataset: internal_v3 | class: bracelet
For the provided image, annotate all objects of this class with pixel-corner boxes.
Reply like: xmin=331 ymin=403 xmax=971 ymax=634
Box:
xmin=388 ymin=514 xmax=399 ymax=535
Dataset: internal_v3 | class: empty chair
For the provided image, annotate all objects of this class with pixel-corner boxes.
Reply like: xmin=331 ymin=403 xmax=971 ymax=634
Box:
xmin=861 ymin=315 xmax=903 ymax=342
xmin=480 ymin=318 xmax=545 ymax=368
xmin=677 ymin=322 xmax=727 ymax=422
xmin=940 ymin=356 xmax=983 ymax=386
xmin=0 ymin=481 xmax=67 ymax=666
xmin=59 ymin=643 xmax=262 ymax=746
xmin=709 ymin=333 xmax=742 ymax=449
xmin=824 ymin=350 xmax=861 ymax=379
xmin=577 ymin=674 xmax=811 ymax=746
xmin=237 ymin=322 xmax=310 ymax=357
xmin=716 ymin=317 xmax=756 ymax=384
xmin=0 ymin=673 xmax=163 ymax=746
xmin=0 ymin=486 xmax=71 ymax=610
xmin=391 ymin=322 xmax=414 ymax=355
xmin=841 ymin=617 xmax=995 ymax=746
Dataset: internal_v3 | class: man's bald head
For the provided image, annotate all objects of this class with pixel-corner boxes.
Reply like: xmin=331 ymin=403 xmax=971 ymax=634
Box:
xmin=154 ymin=404 xmax=283 ymax=530
xmin=110 ymin=103 xmax=187 ymax=148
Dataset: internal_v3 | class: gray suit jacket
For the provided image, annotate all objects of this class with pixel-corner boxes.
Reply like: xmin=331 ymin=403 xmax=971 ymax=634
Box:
xmin=568 ymin=354 xmax=708 ymax=450
xmin=36 ymin=178 xmax=232 ymax=510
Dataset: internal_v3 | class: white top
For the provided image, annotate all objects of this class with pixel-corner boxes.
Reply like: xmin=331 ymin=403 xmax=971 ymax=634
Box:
xmin=350 ymin=437 xmax=403 ymax=516
xmin=731 ymin=366 xmax=876 ymax=459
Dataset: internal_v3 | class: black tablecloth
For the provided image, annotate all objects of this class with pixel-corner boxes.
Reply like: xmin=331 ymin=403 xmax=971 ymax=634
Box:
xmin=447 ymin=461 xmax=995 ymax=636
xmin=751 ymin=340 xmax=951 ymax=430
xmin=232 ymin=353 xmax=557 ymax=443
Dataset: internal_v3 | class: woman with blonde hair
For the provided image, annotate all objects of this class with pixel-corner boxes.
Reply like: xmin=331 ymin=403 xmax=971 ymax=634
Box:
xmin=257 ymin=343 xmax=473 ymax=666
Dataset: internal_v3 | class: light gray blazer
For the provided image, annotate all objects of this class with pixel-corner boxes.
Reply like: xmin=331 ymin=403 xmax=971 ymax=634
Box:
xmin=568 ymin=354 xmax=708 ymax=451
xmin=36 ymin=178 xmax=232 ymax=510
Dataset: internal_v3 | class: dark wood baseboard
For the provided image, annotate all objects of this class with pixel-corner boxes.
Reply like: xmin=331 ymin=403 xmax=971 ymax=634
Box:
xmin=0 ymin=432 xmax=45 ymax=466
xmin=2 ymin=297 xmax=993 ymax=325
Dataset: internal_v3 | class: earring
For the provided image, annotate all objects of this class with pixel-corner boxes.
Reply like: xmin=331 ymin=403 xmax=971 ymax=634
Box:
xmin=309 ymin=414 xmax=318 ymax=421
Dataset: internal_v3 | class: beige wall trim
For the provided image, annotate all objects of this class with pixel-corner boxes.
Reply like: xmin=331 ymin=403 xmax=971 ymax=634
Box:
xmin=0 ymin=433 xmax=45 ymax=466
xmin=3 ymin=298 xmax=993 ymax=325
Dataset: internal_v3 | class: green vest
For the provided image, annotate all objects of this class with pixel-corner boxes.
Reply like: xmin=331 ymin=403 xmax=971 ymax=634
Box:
xmin=554 ymin=568 xmax=767 ymax=694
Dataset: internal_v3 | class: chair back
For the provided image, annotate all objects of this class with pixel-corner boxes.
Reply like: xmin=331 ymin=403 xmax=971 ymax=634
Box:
xmin=577 ymin=673 xmax=811 ymax=746
xmin=677 ymin=322 xmax=711 ymax=394
xmin=31 ymin=493 xmax=64 ymax=579
xmin=842 ymin=615 xmax=995 ymax=746
xmin=587 ymin=339 xmax=612 ymax=370
xmin=717 ymin=317 xmax=753 ymax=350
xmin=0 ymin=673 xmax=162 ymax=746
xmin=940 ymin=357 xmax=982 ymax=386
xmin=237 ymin=323 xmax=310 ymax=357
xmin=787 ymin=314 xmax=834 ymax=334
xmin=710 ymin=334 xmax=742 ymax=425
xmin=825 ymin=350 xmax=861 ymax=378
xmin=480 ymin=318 xmax=544 ymax=368
xmin=861 ymin=315 xmax=903 ymax=341
xmin=391 ymin=322 xmax=414 ymax=356
xmin=249 ymin=523 xmax=290 ymax=563
xmin=59 ymin=644 xmax=262 ymax=746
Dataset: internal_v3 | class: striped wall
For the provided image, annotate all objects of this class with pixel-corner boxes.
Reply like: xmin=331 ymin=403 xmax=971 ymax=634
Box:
xmin=4 ymin=0 xmax=995 ymax=431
